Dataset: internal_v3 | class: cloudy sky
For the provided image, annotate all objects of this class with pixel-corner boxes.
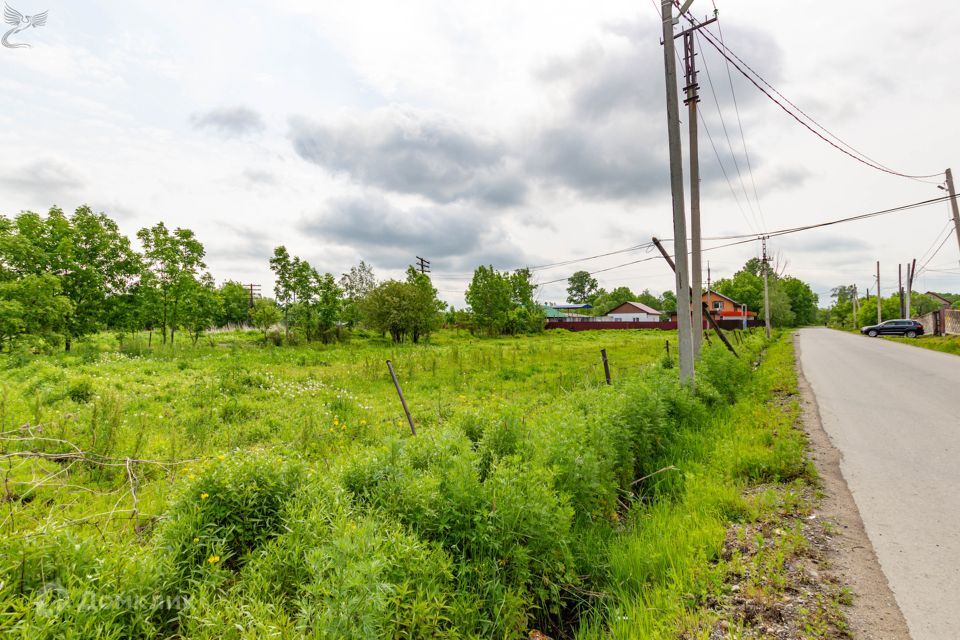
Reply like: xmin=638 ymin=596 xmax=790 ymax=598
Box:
xmin=2 ymin=0 xmax=959 ymax=307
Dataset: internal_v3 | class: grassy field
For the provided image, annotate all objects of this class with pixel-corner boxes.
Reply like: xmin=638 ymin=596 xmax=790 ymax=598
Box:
xmin=885 ymin=334 xmax=960 ymax=355
xmin=0 ymin=328 xmax=838 ymax=638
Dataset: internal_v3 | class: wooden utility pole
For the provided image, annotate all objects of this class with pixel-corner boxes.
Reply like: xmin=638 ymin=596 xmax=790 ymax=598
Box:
xmin=876 ymin=261 xmax=882 ymax=324
xmin=684 ymin=29 xmax=703 ymax=357
xmin=660 ymin=0 xmax=694 ymax=382
xmin=415 ymin=256 xmax=431 ymax=275
xmin=761 ymin=236 xmax=771 ymax=338
xmin=386 ymin=360 xmax=416 ymax=436
xmin=652 ymin=238 xmax=738 ymax=358
xmin=898 ymin=263 xmax=904 ymax=318
xmin=945 ymin=169 xmax=960 ymax=266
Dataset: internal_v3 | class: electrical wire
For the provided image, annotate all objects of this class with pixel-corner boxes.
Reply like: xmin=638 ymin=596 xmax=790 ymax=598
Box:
xmin=696 ymin=31 xmax=762 ymax=233
xmin=688 ymin=28 xmax=943 ymax=181
xmin=676 ymin=6 xmax=942 ymax=182
xmin=713 ymin=19 xmax=767 ymax=230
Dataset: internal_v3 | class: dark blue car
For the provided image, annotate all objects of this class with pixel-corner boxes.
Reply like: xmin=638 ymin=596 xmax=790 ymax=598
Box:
xmin=860 ymin=319 xmax=924 ymax=338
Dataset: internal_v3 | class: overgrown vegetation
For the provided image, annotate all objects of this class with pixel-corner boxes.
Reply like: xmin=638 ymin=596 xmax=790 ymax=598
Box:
xmin=885 ymin=333 xmax=960 ymax=355
xmin=0 ymin=325 xmax=847 ymax=638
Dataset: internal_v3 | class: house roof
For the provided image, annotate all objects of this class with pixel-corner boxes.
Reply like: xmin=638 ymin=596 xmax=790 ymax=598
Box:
xmin=926 ymin=291 xmax=953 ymax=307
xmin=608 ymin=300 xmax=662 ymax=315
xmin=703 ymin=290 xmax=743 ymax=306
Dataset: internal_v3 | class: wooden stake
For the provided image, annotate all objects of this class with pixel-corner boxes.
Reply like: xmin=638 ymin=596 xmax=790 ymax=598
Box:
xmin=386 ymin=360 xmax=416 ymax=436
xmin=601 ymin=349 xmax=611 ymax=385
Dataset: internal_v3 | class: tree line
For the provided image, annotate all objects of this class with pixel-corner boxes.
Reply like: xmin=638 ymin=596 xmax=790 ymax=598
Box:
xmin=564 ymin=258 xmax=819 ymax=328
xmin=0 ymin=206 xmax=547 ymax=352
xmin=821 ymin=286 xmax=959 ymax=329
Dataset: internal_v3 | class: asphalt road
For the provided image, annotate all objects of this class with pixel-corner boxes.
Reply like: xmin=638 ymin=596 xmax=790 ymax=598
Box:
xmin=797 ymin=328 xmax=960 ymax=640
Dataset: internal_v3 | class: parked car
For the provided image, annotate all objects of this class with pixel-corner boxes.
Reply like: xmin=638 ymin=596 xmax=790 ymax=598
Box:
xmin=860 ymin=319 xmax=924 ymax=338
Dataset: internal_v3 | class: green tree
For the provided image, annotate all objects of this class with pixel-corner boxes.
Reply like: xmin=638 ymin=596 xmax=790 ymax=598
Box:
xmin=405 ymin=267 xmax=445 ymax=343
xmin=181 ymin=277 xmax=221 ymax=345
xmin=0 ymin=206 xmax=139 ymax=349
xmin=217 ymin=281 xmax=251 ymax=327
xmin=780 ymin=276 xmax=818 ymax=326
xmin=137 ymin=222 xmax=207 ymax=344
xmin=589 ymin=286 xmax=635 ymax=315
xmin=566 ymin=270 xmax=598 ymax=304
xmin=339 ymin=261 xmax=376 ymax=328
xmin=465 ymin=266 xmax=513 ymax=336
xmin=250 ymin=298 xmax=282 ymax=339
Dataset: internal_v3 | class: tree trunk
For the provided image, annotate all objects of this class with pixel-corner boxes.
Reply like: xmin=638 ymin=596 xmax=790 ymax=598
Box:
xmin=65 ymin=336 xmax=71 ymax=352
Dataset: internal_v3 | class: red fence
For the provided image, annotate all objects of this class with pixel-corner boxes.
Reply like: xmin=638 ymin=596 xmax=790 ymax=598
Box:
xmin=546 ymin=319 xmax=761 ymax=332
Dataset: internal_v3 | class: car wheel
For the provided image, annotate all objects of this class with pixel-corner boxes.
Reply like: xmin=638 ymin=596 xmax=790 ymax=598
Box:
xmin=868 ymin=330 xmax=878 ymax=337
xmin=906 ymin=330 xmax=917 ymax=338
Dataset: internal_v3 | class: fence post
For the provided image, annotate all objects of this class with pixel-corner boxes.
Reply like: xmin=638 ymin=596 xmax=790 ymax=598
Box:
xmin=600 ymin=349 xmax=611 ymax=385
xmin=386 ymin=360 xmax=416 ymax=436
xmin=665 ymin=340 xmax=670 ymax=357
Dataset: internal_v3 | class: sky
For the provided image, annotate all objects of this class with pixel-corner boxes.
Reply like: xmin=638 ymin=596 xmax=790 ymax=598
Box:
xmin=2 ymin=0 xmax=959 ymax=309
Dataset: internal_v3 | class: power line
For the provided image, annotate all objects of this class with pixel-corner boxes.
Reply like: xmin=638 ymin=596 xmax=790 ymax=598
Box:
xmin=696 ymin=30 xmax=762 ymax=233
xmin=712 ymin=19 xmax=767 ymax=230
xmin=535 ymin=194 xmax=953 ymax=289
xmin=678 ymin=9 xmax=942 ymax=181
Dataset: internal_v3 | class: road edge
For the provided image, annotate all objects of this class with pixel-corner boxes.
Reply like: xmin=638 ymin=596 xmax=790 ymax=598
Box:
xmin=793 ymin=330 xmax=912 ymax=640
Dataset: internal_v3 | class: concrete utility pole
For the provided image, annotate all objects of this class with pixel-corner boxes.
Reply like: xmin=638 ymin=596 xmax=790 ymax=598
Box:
xmin=945 ymin=169 xmax=960 ymax=267
xmin=876 ymin=261 xmax=882 ymax=324
xmin=761 ymin=236 xmax=772 ymax=338
xmin=852 ymin=284 xmax=859 ymax=327
xmin=660 ymin=0 xmax=694 ymax=382
xmin=684 ymin=29 xmax=703 ymax=357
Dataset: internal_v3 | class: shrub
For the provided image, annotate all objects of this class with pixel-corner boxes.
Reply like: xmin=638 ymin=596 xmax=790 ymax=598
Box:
xmin=158 ymin=453 xmax=305 ymax=590
xmin=67 ymin=378 xmax=94 ymax=403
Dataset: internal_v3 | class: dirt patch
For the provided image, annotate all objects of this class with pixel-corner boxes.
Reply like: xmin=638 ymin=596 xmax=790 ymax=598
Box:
xmin=793 ymin=333 xmax=911 ymax=640
xmin=685 ymin=483 xmax=853 ymax=639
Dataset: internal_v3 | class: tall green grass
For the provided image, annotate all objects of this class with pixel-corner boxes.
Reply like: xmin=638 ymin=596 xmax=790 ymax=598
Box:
xmin=0 ymin=328 xmax=793 ymax=638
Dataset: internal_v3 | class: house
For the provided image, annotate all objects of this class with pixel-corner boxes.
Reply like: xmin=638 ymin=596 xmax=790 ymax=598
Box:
xmin=606 ymin=301 xmax=662 ymax=322
xmin=669 ymin=290 xmax=757 ymax=327
xmin=702 ymin=290 xmax=755 ymax=320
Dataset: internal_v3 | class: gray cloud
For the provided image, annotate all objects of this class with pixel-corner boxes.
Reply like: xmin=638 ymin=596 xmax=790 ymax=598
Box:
xmin=777 ymin=233 xmax=871 ymax=254
xmin=241 ymin=168 xmax=278 ymax=186
xmin=191 ymin=107 xmax=266 ymax=136
xmin=298 ymin=193 xmax=530 ymax=271
xmin=527 ymin=19 xmax=784 ymax=201
xmin=289 ymin=109 xmax=526 ymax=207
xmin=0 ymin=158 xmax=84 ymax=200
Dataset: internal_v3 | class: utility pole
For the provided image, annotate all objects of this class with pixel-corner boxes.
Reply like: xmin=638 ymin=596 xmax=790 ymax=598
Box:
xmin=684 ymin=28 xmax=703 ymax=357
xmin=852 ymin=284 xmax=859 ymax=327
xmin=898 ymin=263 xmax=904 ymax=318
xmin=244 ymin=283 xmax=261 ymax=308
xmin=876 ymin=261 xmax=882 ymax=324
xmin=906 ymin=258 xmax=915 ymax=319
xmin=761 ymin=236 xmax=772 ymax=338
xmin=660 ymin=0 xmax=694 ymax=382
xmin=945 ymin=169 xmax=960 ymax=267
xmin=415 ymin=256 xmax=431 ymax=275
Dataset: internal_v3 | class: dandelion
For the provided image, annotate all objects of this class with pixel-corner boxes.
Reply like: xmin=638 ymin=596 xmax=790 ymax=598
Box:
xmin=207 ymin=555 xmax=220 ymax=564
xmin=359 ymin=419 xmax=367 ymax=426
xmin=193 ymin=537 xmax=199 ymax=543
xmin=218 ymin=454 xmax=226 ymax=461
xmin=200 ymin=492 xmax=209 ymax=500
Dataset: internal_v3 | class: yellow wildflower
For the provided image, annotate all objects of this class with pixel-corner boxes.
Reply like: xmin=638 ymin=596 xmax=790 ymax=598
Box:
xmin=218 ymin=454 xmax=226 ymax=461
xmin=207 ymin=555 xmax=220 ymax=564
xmin=200 ymin=493 xmax=209 ymax=500
xmin=193 ymin=537 xmax=199 ymax=543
